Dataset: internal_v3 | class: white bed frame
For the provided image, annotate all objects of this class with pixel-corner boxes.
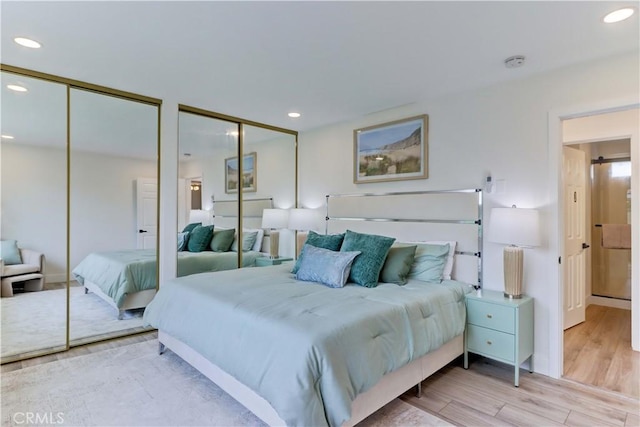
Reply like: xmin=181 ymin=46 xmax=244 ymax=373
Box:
xmin=158 ymin=330 xmax=463 ymax=427
xmin=83 ymin=280 xmax=156 ymax=320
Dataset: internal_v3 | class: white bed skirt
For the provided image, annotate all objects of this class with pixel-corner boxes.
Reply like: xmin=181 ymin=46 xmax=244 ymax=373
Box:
xmin=158 ymin=330 xmax=463 ymax=427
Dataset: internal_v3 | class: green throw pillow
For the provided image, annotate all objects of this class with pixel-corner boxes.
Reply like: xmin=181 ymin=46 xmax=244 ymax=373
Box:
xmin=291 ymin=231 xmax=345 ymax=274
xmin=231 ymin=230 xmax=258 ymax=252
xmin=408 ymin=243 xmax=450 ymax=283
xmin=0 ymin=240 xmax=22 ymax=265
xmin=187 ymin=225 xmax=214 ymax=252
xmin=380 ymin=245 xmax=417 ymax=285
xmin=340 ymin=230 xmax=395 ymax=288
xmin=177 ymin=232 xmax=190 ymax=251
xmin=182 ymin=222 xmax=201 ymax=233
xmin=210 ymin=228 xmax=236 ymax=252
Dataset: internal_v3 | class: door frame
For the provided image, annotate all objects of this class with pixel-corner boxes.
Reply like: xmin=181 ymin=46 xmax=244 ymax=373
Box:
xmin=548 ymin=97 xmax=640 ymax=379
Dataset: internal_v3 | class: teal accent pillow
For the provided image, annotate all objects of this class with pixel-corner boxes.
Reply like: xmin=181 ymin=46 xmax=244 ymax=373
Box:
xmin=296 ymin=245 xmax=361 ymax=288
xmin=408 ymin=243 xmax=450 ymax=283
xmin=210 ymin=228 xmax=236 ymax=252
xmin=340 ymin=230 xmax=395 ymax=288
xmin=0 ymin=240 xmax=22 ymax=265
xmin=177 ymin=232 xmax=190 ymax=251
xmin=182 ymin=222 xmax=201 ymax=233
xmin=291 ymin=231 xmax=345 ymax=274
xmin=231 ymin=230 xmax=258 ymax=252
xmin=380 ymin=245 xmax=417 ymax=285
xmin=187 ymin=225 xmax=214 ymax=252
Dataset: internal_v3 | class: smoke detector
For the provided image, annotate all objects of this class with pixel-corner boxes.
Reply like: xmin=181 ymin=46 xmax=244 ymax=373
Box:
xmin=504 ymin=55 xmax=526 ymax=68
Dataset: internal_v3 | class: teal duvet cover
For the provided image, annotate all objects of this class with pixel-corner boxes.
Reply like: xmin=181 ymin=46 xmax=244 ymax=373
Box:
xmin=143 ymin=264 xmax=471 ymax=426
xmin=73 ymin=249 xmax=259 ymax=308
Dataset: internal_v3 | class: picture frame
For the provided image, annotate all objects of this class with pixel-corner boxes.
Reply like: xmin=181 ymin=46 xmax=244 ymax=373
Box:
xmin=225 ymin=152 xmax=257 ymax=193
xmin=353 ymin=114 xmax=428 ymax=184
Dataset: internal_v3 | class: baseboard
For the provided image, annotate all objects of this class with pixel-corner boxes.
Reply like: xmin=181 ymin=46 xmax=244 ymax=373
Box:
xmin=587 ymin=295 xmax=631 ymax=310
xmin=45 ymin=273 xmax=66 ymax=284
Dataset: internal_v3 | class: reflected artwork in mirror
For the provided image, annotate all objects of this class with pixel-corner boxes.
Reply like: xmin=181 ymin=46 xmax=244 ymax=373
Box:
xmin=1 ymin=71 xmax=68 ymax=361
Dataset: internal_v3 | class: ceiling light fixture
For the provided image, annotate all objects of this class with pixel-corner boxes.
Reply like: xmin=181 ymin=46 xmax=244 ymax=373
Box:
xmin=603 ymin=7 xmax=635 ymax=23
xmin=288 ymin=112 xmax=301 ymax=118
xmin=14 ymin=37 xmax=41 ymax=48
xmin=7 ymin=84 xmax=27 ymax=92
xmin=1 ymin=135 xmax=15 ymax=139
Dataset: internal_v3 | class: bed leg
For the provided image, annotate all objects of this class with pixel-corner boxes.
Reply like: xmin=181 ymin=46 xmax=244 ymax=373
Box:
xmin=84 ymin=287 xmax=88 ymax=294
xmin=117 ymin=310 xmax=124 ymax=320
xmin=158 ymin=342 xmax=166 ymax=355
xmin=415 ymin=382 xmax=422 ymax=398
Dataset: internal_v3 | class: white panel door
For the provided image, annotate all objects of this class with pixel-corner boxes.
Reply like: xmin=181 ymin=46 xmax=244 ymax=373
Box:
xmin=563 ymin=147 xmax=587 ymax=330
xmin=136 ymin=178 xmax=157 ymax=249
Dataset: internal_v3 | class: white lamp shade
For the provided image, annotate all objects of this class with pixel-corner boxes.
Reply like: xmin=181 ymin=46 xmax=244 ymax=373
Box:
xmin=288 ymin=208 xmax=318 ymax=231
xmin=261 ymin=209 xmax=289 ymax=229
xmin=488 ymin=207 xmax=541 ymax=247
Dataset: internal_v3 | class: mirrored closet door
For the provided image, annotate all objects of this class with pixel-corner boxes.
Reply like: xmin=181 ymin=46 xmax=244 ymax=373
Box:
xmin=1 ymin=71 xmax=68 ymax=361
xmin=243 ymin=125 xmax=297 ymax=260
xmin=69 ymin=88 xmax=159 ymax=345
xmin=177 ymin=107 xmax=298 ymax=272
xmin=1 ymin=64 xmax=161 ymax=363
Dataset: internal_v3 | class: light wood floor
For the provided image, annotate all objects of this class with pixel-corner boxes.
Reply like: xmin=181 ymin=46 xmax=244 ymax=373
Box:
xmin=4 ymin=329 xmax=639 ymax=427
xmin=402 ymin=357 xmax=640 ymax=427
xmin=564 ymin=304 xmax=639 ymax=398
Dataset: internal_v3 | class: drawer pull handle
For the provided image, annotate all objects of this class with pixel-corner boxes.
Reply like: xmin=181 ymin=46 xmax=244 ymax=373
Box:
xmin=486 ymin=314 xmax=493 ymax=319
xmin=486 ymin=340 xmax=492 ymax=345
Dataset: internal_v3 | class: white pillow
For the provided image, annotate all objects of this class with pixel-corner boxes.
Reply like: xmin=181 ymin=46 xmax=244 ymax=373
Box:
xmin=402 ymin=240 xmax=456 ymax=280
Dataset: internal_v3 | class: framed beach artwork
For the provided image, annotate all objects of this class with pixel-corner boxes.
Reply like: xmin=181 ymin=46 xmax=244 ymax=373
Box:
xmin=225 ymin=152 xmax=257 ymax=193
xmin=353 ymin=114 xmax=428 ymax=184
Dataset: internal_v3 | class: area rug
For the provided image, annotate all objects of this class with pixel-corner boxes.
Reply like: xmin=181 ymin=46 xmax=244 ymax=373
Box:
xmin=1 ymin=340 xmax=453 ymax=426
xmin=1 ymin=286 xmax=148 ymax=358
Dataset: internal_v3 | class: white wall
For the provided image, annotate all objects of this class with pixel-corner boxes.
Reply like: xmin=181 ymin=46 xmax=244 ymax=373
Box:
xmin=297 ymin=51 xmax=640 ymax=376
xmin=1 ymin=143 xmax=67 ymax=280
xmin=1 ymin=143 xmax=156 ymax=282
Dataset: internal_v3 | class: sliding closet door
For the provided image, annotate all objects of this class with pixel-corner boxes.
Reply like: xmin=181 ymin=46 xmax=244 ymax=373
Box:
xmin=0 ymin=72 xmax=68 ymax=362
xmin=178 ymin=111 xmax=239 ymax=271
xmin=243 ymin=125 xmax=297 ymax=259
xmin=69 ymin=88 xmax=159 ymax=345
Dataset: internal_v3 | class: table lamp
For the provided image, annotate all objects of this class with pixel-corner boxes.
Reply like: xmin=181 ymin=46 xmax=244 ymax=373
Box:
xmin=288 ymin=208 xmax=318 ymax=258
xmin=488 ymin=206 xmax=541 ymax=298
xmin=261 ymin=209 xmax=289 ymax=259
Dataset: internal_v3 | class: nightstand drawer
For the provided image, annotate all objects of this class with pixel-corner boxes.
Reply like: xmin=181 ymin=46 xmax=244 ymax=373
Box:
xmin=466 ymin=299 xmax=514 ymax=334
xmin=466 ymin=324 xmax=515 ymax=362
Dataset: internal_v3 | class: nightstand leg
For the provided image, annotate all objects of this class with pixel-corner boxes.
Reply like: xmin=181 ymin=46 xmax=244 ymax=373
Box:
xmin=514 ymin=365 xmax=519 ymax=387
xmin=463 ymin=350 xmax=468 ymax=369
xmin=529 ymin=356 xmax=533 ymax=373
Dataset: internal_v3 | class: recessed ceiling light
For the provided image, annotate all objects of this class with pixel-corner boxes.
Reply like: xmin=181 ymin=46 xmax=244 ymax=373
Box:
xmin=1 ymin=135 xmax=15 ymax=139
xmin=288 ymin=112 xmax=301 ymax=118
xmin=7 ymin=84 xmax=27 ymax=92
xmin=226 ymin=130 xmax=240 ymax=137
xmin=603 ymin=7 xmax=635 ymax=23
xmin=14 ymin=37 xmax=41 ymax=48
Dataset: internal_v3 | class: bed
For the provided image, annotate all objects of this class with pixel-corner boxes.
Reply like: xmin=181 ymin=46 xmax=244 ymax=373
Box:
xmin=73 ymin=249 xmax=261 ymax=319
xmin=144 ymin=189 xmax=484 ymax=426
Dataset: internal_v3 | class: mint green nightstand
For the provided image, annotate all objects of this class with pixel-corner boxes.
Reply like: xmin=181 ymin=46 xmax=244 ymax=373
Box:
xmin=464 ymin=289 xmax=534 ymax=387
xmin=255 ymin=257 xmax=293 ymax=267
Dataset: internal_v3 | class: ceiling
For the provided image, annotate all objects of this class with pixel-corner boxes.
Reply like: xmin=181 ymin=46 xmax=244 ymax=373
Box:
xmin=1 ymin=1 xmax=639 ymax=136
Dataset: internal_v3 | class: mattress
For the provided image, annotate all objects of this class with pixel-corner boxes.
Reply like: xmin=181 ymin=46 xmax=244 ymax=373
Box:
xmin=143 ymin=264 xmax=471 ymax=426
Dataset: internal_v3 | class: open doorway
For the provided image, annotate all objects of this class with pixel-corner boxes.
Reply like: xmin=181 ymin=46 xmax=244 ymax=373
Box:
xmin=560 ymin=109 xmax=638 ymax=398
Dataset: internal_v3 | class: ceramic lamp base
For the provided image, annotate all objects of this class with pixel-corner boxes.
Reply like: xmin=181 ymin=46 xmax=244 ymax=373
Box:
xmin=269 ymin=230 xmax=280 ymax=259
xmin=503 ymin=246 xmax=524 ymax=299
xmin=296 ymin=231 xmax=309 ymax=259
